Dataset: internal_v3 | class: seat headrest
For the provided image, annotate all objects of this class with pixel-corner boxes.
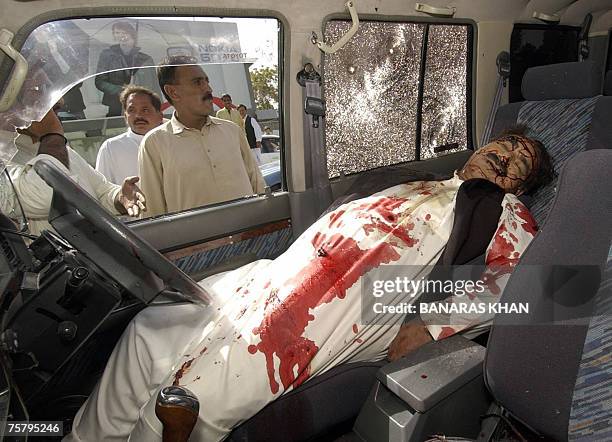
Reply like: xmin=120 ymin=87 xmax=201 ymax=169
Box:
xmin=603 ymin=70 xmax=612 ymax=95
xmin=521 ymin=61 xmax=602 ymax=101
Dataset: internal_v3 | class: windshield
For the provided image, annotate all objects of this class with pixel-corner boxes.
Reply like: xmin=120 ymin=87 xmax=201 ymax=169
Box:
xmin=0 ymin=16 xmax=279 ymax=175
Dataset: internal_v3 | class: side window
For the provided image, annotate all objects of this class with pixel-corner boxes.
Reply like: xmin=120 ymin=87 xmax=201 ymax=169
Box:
xmin=17 ymin=16 xmax=282 ymax=220
xmin=323 ymin=20 xmax=473 ymax=178
xmin=509 ymin=24 xmax=580 ymax=103
xmin=420 ymin=24 xmax=471 ymax=159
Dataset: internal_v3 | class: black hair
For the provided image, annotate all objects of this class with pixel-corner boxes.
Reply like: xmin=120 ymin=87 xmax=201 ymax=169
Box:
xmin=156 ymin=55 xmax=199 ymax=104
xmin=112 ymin=21 xmax=137 ymax=41
xmin=119 ymin=85 xmax=162 ymax=112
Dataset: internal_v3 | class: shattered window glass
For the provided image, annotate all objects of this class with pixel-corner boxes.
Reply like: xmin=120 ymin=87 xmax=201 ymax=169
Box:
xmin=421 ymin=25 xmax=469 ymax=159
xmin=324 ymin=21 xmax=472 ymax=178
xmin=323 ymin=21 xmax=424 ymax=178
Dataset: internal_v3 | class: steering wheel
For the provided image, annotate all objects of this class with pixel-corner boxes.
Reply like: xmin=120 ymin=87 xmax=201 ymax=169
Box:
xmin=33 ymin=158 xmax=211 ymax=305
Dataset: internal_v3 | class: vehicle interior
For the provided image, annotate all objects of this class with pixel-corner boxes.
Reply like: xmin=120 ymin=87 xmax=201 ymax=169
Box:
xmin=0 ymin=0 xmax=611 ymax=441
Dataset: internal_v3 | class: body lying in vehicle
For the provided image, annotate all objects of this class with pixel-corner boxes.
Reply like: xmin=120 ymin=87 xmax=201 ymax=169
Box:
xmin=0 ymin=0 xmax=611 ymax=441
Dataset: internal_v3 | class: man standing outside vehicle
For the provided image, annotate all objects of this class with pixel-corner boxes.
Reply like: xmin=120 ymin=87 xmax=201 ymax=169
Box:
xmin=216 ymin=93 xmax=244 ymax=129
xmin=237 ymin=104 xmax=263 ymax=165
xmin=96 ymin=86 xmax=163 ymax=185
xmin=138 ymin=56 xmax=266 ymax=217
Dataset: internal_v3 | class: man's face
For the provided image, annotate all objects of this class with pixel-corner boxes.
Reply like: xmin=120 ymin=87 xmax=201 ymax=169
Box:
xmin=166 ymin=65 xmax=214 ymax=118
xmin=238 ymin=107 xmax=247 ymax=118
xmin=113 ymin=28 xmax=135 ymax=50
xmin=222 ymin=96 xmax=233 ymax=110
xmin=124 ymin=93 xmax=163 ymax=135
xmin=461 ymin=136 xmax=540 ymax=195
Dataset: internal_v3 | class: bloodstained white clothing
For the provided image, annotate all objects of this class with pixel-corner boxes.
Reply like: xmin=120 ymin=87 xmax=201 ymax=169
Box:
xmin=95 ymin=129 xmax=144 ymax=185
xmin=67 ymin=175 xmax=537 ymax=441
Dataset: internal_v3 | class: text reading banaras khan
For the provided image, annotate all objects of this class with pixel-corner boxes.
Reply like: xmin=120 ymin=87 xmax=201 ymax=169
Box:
xmin=373 ymin=302 xmax=529 ymax=315
xmin=370 ymin=277 xmax=529 ymax=315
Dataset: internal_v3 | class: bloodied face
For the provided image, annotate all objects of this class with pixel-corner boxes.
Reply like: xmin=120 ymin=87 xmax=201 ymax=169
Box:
xmin=460 ymin=135 xmax=541 ymax=195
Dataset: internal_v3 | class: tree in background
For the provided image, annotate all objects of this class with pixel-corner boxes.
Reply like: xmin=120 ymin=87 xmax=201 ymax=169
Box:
xmin=250 ymin=65 xmax=278 ymax=109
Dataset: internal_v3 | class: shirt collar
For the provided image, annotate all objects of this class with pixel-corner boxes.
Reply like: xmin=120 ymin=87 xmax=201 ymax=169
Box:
xmin=170 ymin=112 xmax=221 ymax=134
xmin=126 ymin=128 xmax=145 ymax=141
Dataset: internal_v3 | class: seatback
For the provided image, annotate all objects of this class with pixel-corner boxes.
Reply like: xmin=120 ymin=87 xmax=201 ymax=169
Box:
xmin=484 ymin=149 xmax=612 ymax=441
xmin=489 ymin=60 xmax=611 ymax=225
xmin=603 ymin=70 xmax=612 ymax=95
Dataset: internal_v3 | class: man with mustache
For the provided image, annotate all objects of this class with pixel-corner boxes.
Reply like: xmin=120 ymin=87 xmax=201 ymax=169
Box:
xmin=95 ymin=86 xmax=163 ymax=185
xmin=216 ymin=93 xmax=245 ymax=129
xmin=137 ymin=56 xmax=266 ymax=217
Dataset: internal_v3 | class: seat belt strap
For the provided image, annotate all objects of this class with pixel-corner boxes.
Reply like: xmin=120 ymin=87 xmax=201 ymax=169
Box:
xmin=578 ymin=13 xmax=593 ymax=61
xmin=481 ymin=51 xmax=510 ymax=146
xmin=301 ymin=65 xmax=333 ymax=215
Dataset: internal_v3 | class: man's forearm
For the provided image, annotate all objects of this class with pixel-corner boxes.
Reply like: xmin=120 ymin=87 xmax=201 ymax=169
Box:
xmin=38 ymin=133 xmax=70 ymax=169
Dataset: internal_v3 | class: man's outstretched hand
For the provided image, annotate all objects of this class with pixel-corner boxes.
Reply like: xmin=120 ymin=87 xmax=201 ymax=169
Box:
xmin=116 ymin=176 xmax=146 ymax=217
xmin=387 ymin=318 xmax=433 ymax=362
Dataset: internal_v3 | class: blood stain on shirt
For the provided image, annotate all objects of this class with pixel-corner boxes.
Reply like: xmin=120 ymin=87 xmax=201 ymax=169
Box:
xmin=172 ymin=358 xmax=195 ymax=386
xmin=488 ymin=225 xmax=515 ymax=267
xmin=235 ymin=306 xmax=248 ymax=320
xmin=352 ymin=198 xmax=418 ymax=248
xmin=249 ymin=202 xmax=416 ymax=394
xmin=481 ymin=267 xmax=512 ymax=295
xmin=328 ymin=209 xmax=346 ymax=228
xmin=513 ymin=203 xmax=537 ymax=235
xmin=437 ymin=327 xmax=456 ymax=340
